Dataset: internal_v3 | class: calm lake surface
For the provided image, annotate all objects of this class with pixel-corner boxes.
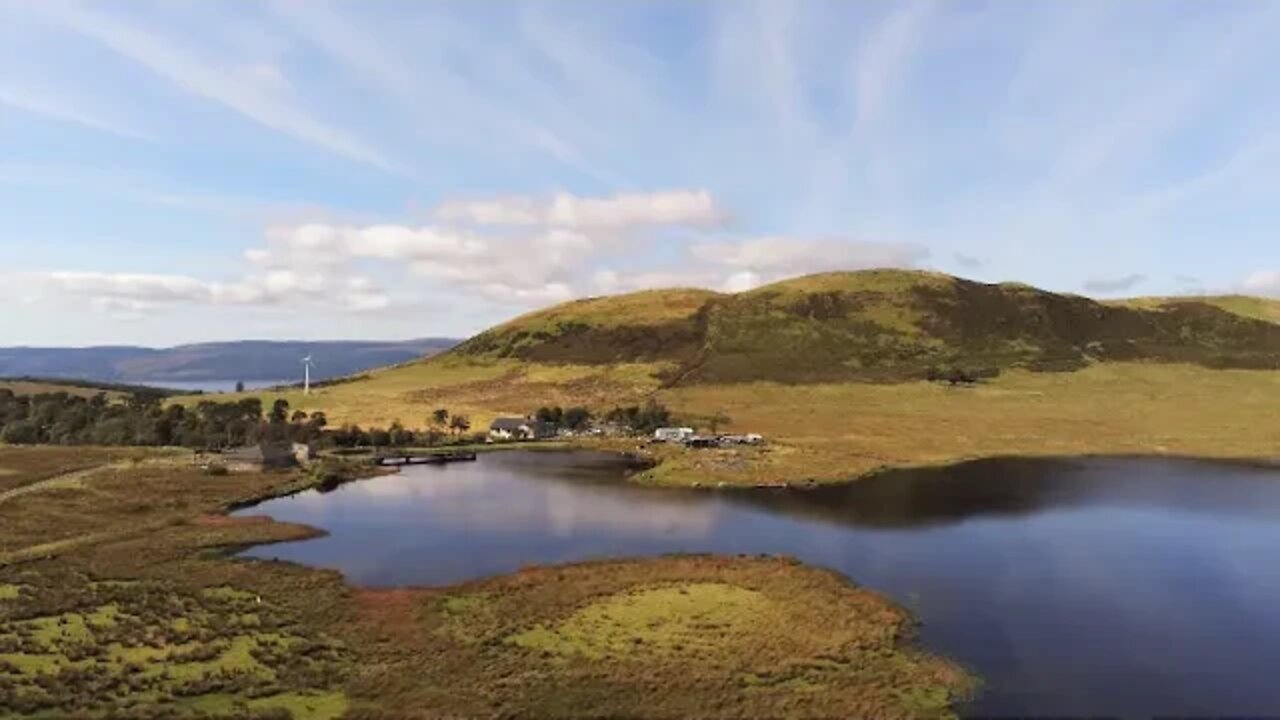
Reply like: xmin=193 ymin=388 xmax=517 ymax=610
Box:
xmin=236 ymin=450 xmax=1280 ymax=718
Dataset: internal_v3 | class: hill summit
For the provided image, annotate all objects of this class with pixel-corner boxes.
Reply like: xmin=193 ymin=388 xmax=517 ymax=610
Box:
xmin=451 ymin=269 xmax=1280 ymax=385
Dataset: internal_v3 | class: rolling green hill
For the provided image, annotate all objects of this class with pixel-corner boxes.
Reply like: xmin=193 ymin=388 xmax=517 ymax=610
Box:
xmin=228 ymin=269 xmax=1280 ymax=487
xmin=453 ymin=269 xmax=1280 ymax=384
xmin=1113 ymin=295 xmax=1280 ymax=324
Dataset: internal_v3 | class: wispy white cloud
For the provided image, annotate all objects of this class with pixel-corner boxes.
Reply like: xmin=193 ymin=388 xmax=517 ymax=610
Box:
xmin=848 ymin=1 xmax=935 ymax=137
xmin=1082 ymin=274 xmax=1147 ymax=294
xmin=0 ymin=163 xmax=266 ymax=214
xmin=691 ymin=236 xmax=927 ymax=280
xmin=0 ymin=82 xmax=150 ymax=140
xmin=434 ymin=190 xmax=727 ymax=231
xmin=266 ymin=0 xmax=621 ymax=184
xmin=33 ymin=1 xmax=402 ymax=174
xmin=27 ymin=186 xmax=927 ymax=319
xmin=1242 ymin=272 xmax=1280 ymax=298
xmin=35 ymin=269 xmax=390 ymax=315
xmin=5 ymin=1 xmax=1280 ymax=344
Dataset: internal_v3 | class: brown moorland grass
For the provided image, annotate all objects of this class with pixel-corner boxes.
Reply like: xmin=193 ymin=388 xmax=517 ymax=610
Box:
xmin=0 ymin=380 xmax=128 ymax=400
xmin=182 ymin=356 xmax=666 ymax=432
xmin=648 ymin=362 xmax=1280 ymax=486
xmin=195 ymin=359 xmax=1280 ymax=488
xmin=0 ymin=446 xmax=975 ymax=718
xmin=0 ymin=448 xmax=352 ymax=718
xmin=0 ymin=445 xmax=167 ymax=494
xmin=346 ymin=555 xmax=973 ymax=719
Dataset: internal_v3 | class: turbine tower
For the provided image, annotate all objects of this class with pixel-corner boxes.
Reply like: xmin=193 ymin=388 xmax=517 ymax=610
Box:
xmin=301 ymin=354 xmax=316 ymax=395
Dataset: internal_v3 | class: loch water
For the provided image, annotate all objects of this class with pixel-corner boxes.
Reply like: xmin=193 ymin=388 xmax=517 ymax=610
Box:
xmin=236 ymin=450 xmax=1280 ymax=717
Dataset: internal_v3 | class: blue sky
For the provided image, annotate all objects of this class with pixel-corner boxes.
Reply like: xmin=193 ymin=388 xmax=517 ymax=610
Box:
xmin=2 ymin=0 xmax=1279 ymax=346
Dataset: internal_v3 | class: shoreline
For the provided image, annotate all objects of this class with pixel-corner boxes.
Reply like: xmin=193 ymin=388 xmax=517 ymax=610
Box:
xmin=620 ymin=443 xmax=1280 ymax=489
xmin=193 ymin=473 xmax=979 ymax=716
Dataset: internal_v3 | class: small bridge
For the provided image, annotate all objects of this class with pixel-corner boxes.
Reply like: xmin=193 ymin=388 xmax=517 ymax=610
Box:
xmin=372 ymin=451 xmax=478 ymax=467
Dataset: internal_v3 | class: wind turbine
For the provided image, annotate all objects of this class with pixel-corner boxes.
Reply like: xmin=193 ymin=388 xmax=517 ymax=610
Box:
xmin=301 ymin=354 xmax=317 ymax=395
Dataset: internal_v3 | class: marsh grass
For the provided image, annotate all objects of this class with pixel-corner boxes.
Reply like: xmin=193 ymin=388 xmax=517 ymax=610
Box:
xmin=0 ymin=445 xmax=975 ymax=718
xmin=0 ymin=445 xmax=162 ymax=494
xmin=345 ymin=555 xmax=974 ymax=719
xmin=0 ymin=571 xmax=347 ymax=718
xmin=507 ymin=582 xmax=769 ymax=660
xmin=0 ymin=446 xmax=354 ymax=718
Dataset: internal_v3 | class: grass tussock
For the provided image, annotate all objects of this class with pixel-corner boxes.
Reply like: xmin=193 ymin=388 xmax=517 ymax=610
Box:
xmin=507 ymin=582 xmax=769 ymax=659
xmin=0 ymin=572 xmax=347 ymax=718
xmin=0 ymin=446 xmax=356 ymax=718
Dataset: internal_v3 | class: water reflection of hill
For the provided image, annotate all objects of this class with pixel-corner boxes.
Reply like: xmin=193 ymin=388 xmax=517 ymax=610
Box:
xmin=725 ymin=457 xmax=1280 ymax=530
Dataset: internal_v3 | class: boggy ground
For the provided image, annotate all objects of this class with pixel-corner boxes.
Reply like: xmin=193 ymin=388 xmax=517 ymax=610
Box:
xmin=350 ymin=555 xmax=973 ymax=719
xmin=0 ymin=446 xmax=974 ymax=719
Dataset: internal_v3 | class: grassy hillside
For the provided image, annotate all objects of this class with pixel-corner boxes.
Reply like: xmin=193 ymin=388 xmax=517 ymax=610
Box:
xmin=214 ymin=270 xmax=1280 ymax=487
xmin=455 ymin=288 xmax=718 ymax=366
xmin=0 ymin=377 xmax=160 ymax=399
xmin=454 ymin=270 xmax=1280 ymax=384
xmin=1115 ymin=295 xmax=1280 ymax=324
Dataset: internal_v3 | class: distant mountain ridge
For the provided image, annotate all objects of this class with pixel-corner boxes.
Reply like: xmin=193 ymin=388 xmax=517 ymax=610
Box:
xmin=451 ymin=269 xmax=1280 ymax=384
xmin=0 ymin=339 xmax=458 ymax=384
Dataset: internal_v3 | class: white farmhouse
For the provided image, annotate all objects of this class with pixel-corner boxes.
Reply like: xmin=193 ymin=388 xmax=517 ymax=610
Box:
xmin=653 ymin=427 xmax=695 ymax=443
xmin=489 ymin=417 xmax=556 ymax=442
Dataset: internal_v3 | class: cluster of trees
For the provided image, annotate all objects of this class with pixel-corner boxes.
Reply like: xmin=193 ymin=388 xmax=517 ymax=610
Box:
xmin=533 ymin=405 xmax=592 ymax=430
xmin=0 ymin=389 xmax=329 ymax=448
xmin=0 ymin=388 xmax=495 ymax=451
xmin=603 ymin=400 xmax=672 ymax=433
xmin=327 ymin=409 xmax=475 ymax=449
xmin=0 ymin=386 xmax=687 ymax=449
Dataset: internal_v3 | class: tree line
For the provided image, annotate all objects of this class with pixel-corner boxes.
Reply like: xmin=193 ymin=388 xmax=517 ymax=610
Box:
xmin=0 ymin=389 xmax=479 ymax=450
xmin=0 ymin=388 xmax=682 ymax=449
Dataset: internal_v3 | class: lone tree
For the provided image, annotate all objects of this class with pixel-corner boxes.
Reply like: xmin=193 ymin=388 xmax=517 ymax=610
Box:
xmin=449 ymin=414 xmax=471 ymax=436
xmin=535 ymin=406 xmax=564 ymax=424
xmin=708 ymin=411 xmax=731 ymax=433
xmin=234 ymin=380 xmax=245 ymax=393
xmin=388 ymin=421 xmax=412 ymax=447
xmin=269 ymin=398 xmax=290 ymax=424
xmin=432 ymin=408 xmax=449 ymax=426
xmin=562 ymin=406 xmax=592 ymax=430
